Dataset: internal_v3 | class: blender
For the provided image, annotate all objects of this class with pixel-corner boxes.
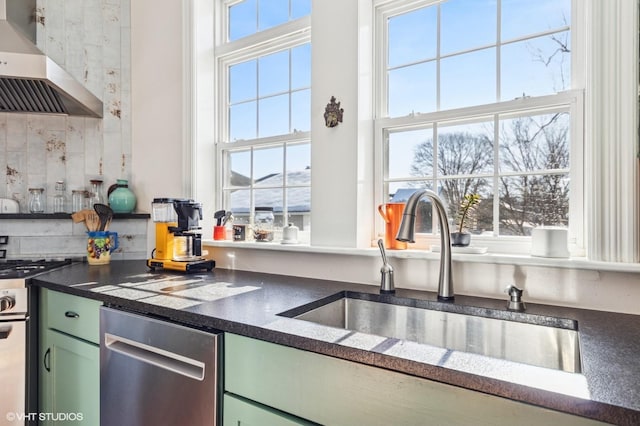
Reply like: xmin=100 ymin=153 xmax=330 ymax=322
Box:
xmin=147 ymin=198 xmax=215 ymax=272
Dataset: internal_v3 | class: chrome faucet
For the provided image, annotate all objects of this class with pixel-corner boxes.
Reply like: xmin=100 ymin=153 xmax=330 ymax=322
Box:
xmin=396 ymin=189 xmax=454 ymax=301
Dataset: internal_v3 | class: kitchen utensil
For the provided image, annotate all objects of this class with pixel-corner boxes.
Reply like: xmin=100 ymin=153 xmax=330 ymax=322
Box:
xmin=214 ymin=210 xmax=226 ymax=226
xmin=85 ymin=212 xmax=100 ymax=232
xmin=222 ymin=211 xmax=233 ymax=226
xmin=94 ymin=203 xmax=114 ymax=231
xmin=71 ymin=209 xmax=88 ymax=223
xmin=377 ymin=239 xmax=395 ymax=294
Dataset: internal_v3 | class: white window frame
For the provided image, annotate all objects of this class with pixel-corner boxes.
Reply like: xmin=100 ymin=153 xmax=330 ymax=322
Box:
xmin=212 ymin=5 xmax=311 ymax=231
xmin=193 ymin=0 xmax=638 ymax=264
xmin=372 ymin=0 xmax=586 ymax=256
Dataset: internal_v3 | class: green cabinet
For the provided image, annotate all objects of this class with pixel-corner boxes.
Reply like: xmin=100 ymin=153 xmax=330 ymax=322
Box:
xmin=223 ymin=394 xmax=316 ymax=426
xmin=224 ymin=333 xmax=606 ymax=426
xmin=39 ymin=289 xmax=101 ymax=426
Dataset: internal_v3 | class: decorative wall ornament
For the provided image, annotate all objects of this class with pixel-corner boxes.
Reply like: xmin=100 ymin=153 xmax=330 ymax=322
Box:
xmin=324 ymin=96 xmax=344 ymax=128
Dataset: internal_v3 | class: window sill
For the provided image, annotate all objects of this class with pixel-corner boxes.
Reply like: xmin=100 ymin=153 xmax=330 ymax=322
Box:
xmin=203 ymin=240 xmax=640 ymax=274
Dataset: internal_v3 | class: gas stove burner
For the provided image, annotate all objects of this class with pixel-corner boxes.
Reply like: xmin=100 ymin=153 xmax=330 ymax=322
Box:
xmin=0 ymin=259 xmax=72 ymax=279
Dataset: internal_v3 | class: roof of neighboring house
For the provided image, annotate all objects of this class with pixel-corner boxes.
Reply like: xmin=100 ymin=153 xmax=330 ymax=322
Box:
xmin=230 ymin=169 xmax=310 ymax=213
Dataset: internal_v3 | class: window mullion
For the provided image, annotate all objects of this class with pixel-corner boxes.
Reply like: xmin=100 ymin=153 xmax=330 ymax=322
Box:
xmin=492 ymin=113 xmax=500 ymax=237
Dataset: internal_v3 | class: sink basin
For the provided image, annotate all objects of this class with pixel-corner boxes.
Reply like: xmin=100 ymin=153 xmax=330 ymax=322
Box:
xmin=280 ymin=292 xmax=581 ymax=373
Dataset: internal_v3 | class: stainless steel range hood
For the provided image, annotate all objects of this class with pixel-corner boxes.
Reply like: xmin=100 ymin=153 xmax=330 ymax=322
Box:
xmin=0 ymin=0 xmax=103 ymax=117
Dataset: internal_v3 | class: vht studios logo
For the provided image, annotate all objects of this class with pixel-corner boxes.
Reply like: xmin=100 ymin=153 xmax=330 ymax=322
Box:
xmin=5 ymin=412 xmax=84 ymax=422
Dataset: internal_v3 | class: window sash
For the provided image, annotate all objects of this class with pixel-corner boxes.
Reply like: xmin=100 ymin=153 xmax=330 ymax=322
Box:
xmin=375 ymin=89 xmax=584 ymax=253
xmin=214 ymin=8 xmax=311 ymax=235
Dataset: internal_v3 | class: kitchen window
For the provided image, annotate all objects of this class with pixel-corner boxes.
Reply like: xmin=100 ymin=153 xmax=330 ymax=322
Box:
xmin=374 ymin=0 xmax=583 ymax=253
xmin=194 ymin=0 xmax=637 ymax=262
xmin=214 ymin=0 xmax=312 ymax=240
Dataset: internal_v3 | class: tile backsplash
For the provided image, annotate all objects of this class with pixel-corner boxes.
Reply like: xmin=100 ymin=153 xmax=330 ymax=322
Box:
xmin=0 ymin=217 xmax=147 ymax=260
xmin=0 ymin=0 xmax=132 ymax=212
xmin=0 ymin=0 xmax=144 ymax=260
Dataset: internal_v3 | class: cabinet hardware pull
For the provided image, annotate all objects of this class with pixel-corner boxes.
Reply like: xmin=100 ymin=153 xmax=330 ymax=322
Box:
xmin=65 ymin=311 xmax=80 ymax=318
xmin=44 ymin=348 xmax=51 ymax=372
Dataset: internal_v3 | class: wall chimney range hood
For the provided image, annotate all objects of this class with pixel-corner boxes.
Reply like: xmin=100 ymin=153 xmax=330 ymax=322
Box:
xmin=0 ymin=0 xmax=103 ymax=117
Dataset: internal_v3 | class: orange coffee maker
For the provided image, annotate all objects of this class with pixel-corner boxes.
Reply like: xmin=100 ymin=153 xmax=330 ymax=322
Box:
xmin=378 ymin=202 xmax=408 ymax=250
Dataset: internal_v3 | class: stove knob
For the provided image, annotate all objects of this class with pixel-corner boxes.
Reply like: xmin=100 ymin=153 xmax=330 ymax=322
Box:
xmin=0 ymin=295 xmax=15 ymax=312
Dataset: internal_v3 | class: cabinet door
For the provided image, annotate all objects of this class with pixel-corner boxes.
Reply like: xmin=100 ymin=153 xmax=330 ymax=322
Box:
xmin=40 ymin=329 xmax=99 ymax=426
xmin=223 ymin=394 xmax=316 ymax=426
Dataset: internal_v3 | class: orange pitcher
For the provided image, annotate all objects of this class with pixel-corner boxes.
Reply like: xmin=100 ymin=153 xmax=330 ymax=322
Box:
xmin=378 ymin=203 xmax=407 ymax=250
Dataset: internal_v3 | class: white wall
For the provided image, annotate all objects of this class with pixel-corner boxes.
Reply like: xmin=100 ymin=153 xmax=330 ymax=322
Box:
xmin=131 ymin=0 xmax=189 ymax=254
xmin=204 ymin=244 xmax=640 ymax=315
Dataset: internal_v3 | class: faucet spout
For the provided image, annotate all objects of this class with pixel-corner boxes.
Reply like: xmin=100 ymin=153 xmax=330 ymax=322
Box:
xmin=396 ymin=189 xmax=454 ymax=301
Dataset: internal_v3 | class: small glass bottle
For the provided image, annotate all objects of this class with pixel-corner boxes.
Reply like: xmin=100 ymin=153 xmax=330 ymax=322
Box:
xmin=254 ymin=207 xmax=274 ymax=242
xmin=28 ymin=188 xmax=45 ymax=213
xmin=53 ymin=180 xmax=67 ymax=213
xmin=72 ymin=190 xmax=86 ymax=212
xmin=89 ymin=179 xmax=104 ymax=207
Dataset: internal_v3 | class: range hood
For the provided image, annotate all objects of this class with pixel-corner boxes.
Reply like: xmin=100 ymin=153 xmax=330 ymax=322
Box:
xmin=0 ymin=0 xmax=103 ymax=117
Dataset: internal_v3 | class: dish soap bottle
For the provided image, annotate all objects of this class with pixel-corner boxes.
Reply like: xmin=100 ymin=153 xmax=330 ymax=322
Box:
xmin=108 ymin=179 xmax=137 ymax=213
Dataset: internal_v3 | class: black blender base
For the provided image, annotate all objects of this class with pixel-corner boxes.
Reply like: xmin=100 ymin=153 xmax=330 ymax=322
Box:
xmin=147 ymin=258 xmax=215 ymax=273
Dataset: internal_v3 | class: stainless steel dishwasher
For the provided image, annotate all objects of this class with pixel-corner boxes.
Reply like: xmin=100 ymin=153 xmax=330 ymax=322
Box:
xmin=100 ymin=307 xmax=221 ymax=425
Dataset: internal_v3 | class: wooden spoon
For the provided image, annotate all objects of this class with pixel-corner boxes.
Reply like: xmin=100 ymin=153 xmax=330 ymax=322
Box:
xmin=86 ymin=212 xmax=100 ymax=232
xmin=71 ymin=209 xmax=93 ymax=223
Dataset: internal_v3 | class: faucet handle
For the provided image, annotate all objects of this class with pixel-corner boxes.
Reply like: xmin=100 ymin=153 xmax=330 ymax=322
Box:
xmin=380 ymin=264 xmax=395 ymax=294
xmin=505 ymin=285 xmax=526 ymax=311
xmin=378 ymin=239 xmax=395 ymax=294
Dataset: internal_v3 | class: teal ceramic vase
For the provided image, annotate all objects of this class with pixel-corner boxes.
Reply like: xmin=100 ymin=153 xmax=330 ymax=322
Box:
xmin=108 ymin=179 xmax=137 ymax=213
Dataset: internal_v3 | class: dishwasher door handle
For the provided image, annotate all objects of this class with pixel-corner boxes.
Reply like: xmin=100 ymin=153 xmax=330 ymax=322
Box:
xmin=104 ymin=333 xmax=205 ymax=380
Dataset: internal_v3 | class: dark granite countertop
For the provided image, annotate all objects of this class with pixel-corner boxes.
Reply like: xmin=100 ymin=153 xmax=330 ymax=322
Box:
xmin=30 ymin=260 xmax=640 ymax=425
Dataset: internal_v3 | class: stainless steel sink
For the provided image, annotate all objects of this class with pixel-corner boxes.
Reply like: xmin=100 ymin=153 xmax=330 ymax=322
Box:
xmin=281 ymin=292 xmax=581 ymax=373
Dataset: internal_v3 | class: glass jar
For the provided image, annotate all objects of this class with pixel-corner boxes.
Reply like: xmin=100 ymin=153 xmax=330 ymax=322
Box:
xmin=28 ymin=188 xmax=45 ymax=213
xmin=72 ymin=190 xmax=86 ymax=212
xmin=253 ymin=207 xmax=274 ymax=242
xmin=53 ymin=180 xmax=67 ymax=213
xmin=89 ymin=179 xmax=104 ymax=207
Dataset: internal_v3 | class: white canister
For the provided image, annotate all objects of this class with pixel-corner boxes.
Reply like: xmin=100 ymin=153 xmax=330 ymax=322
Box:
xmin=530 ymin=227 xmax=569 ymax=258
xmin=281 ymin=223 xmax=299 ymax=244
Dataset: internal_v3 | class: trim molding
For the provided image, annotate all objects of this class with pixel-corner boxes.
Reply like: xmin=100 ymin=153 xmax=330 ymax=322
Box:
xmin=585 ymin=0 xmax=640 ymax=262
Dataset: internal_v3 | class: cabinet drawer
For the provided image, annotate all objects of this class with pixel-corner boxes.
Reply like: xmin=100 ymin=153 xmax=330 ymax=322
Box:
xmin=223 ymin=394 xmax=316 ymax=426
xmin=44 ymin=289 xmax=102 ymax=344
xmin=225 ymin=334 xmax=605 ymax=426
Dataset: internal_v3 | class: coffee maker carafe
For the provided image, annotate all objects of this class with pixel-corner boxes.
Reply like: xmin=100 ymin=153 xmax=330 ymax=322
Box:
xmin=147 ymin=198 xmax=215 ymax=272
